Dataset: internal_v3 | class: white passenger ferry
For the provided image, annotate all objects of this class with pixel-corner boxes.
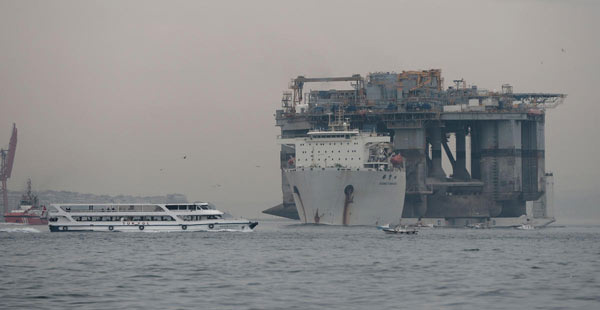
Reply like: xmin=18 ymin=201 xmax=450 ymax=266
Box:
xmin=47 ymin=203 xmax=258 ymax=232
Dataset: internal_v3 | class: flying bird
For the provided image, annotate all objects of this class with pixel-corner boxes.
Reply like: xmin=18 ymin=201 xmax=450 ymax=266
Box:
xmin=183 ymin=155 xmax=187 ymax=159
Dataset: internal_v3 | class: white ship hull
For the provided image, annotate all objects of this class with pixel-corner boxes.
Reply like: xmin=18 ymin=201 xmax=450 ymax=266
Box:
xmin=49 ymin=220 xmax=257 ymax=232
xmin=285 ymin=168 xmax=405 ymax=226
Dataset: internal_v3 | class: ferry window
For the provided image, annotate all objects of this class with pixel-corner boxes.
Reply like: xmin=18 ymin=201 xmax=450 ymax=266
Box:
xmin=166 ymin=205 xmax=178 ymax=210
xmin=143 ymin=205 xmax=163 ymax=212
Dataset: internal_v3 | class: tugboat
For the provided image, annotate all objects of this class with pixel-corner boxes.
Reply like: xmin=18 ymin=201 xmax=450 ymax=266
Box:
xmin=3 ymin=179 xmax=48 ymax=225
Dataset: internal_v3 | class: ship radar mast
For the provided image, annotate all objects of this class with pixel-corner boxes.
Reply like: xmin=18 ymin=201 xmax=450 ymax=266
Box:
xmin=327 ymin=106 xmax=351 ymax=132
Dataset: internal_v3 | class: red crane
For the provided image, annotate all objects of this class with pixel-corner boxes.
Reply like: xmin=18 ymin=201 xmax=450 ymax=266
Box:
xmin=1 ymin=123 xmax=17 ymax=219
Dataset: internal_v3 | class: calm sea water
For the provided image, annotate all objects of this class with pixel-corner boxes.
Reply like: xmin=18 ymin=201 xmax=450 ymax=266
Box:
xmin=1 ymin=221 xmax=599 ymax=310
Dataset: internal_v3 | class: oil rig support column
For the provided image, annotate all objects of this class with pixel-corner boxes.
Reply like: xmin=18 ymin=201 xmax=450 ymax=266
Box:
xmin=428 ymin=126 xmax=446 ymax=179
xmin=454 ymin=127 xmax=470 ymax=180
xmin=393 ymin=128 xmax=428 ymax=218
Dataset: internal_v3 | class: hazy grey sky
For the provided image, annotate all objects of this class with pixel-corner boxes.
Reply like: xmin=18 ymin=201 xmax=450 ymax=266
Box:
xmin=1 ymin=0 xmax=599 ymax=221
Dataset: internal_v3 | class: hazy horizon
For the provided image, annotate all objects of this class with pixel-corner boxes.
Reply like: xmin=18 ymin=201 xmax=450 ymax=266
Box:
xmin=1 ymin=0 xmax=599 ymax=222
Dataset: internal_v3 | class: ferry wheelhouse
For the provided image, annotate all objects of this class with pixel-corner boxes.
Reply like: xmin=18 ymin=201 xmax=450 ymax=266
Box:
xmin=47 ymin=203 xmax=258 ymax=232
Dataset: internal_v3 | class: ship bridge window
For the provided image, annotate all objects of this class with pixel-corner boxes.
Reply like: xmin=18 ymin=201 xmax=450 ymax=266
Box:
xmin=114 ymin=205 xmax=145 ymax=212
xmin=142 ymin=205 xmax=164 ymax=212
xmin=61 ymin=205 xmax=90 ymax=212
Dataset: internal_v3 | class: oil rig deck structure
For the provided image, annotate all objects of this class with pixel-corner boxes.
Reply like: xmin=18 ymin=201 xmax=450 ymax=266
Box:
xmin=264 ymin=70 xmax=565 ymax=226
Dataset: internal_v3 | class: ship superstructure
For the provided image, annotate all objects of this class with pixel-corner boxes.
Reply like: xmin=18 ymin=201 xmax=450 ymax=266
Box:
xmin=278 ymin=111 xmax=406 ymax=225
xmin=266 ymin=70 xmax=565 ymax=227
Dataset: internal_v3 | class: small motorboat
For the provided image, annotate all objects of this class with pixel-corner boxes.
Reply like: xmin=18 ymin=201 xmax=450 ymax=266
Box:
xmin=466 ymin=223 xmax=486 ymax=229
xmin=382 ymin=226 xmax=418 ymax=235
xmin=414 ymin=222 xmax=434 ymax=228
xmin=516 ymin=224 xmax=535 ymax=230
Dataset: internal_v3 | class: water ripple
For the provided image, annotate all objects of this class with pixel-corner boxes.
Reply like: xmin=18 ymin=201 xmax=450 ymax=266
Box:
xmin=0 ymin=222 xmax=599 ymax=309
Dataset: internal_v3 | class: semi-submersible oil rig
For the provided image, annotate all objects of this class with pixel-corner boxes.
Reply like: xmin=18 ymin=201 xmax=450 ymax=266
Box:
xmin=264 ymin=69 xmax=565 ymax=227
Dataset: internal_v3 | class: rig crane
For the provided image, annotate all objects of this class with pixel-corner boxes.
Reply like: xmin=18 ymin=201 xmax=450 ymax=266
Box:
xmin=1 ymin=123 xmax=17 ymax=219
xmin=289 ymin=75 xmax=363 ymax=108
